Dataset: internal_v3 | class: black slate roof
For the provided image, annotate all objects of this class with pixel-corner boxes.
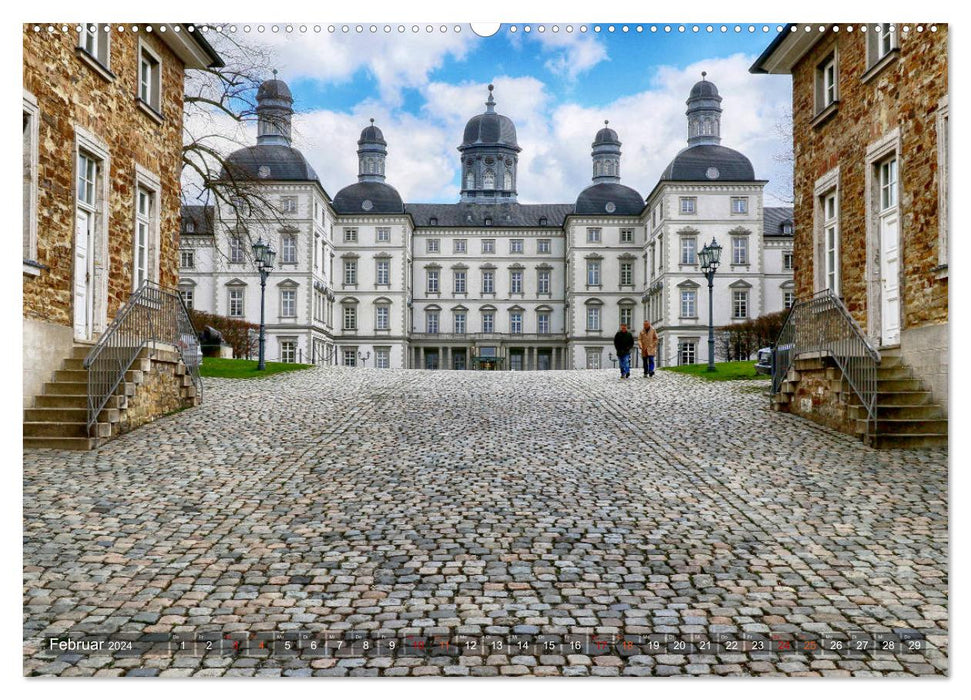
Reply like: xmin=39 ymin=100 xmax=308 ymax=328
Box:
xmin=221 ymin=145 xmax=319 ymax=182
xmin=405 ymin=202 xmax=573 ymax=228
xmin=333 ymin=181 xmax=405 ymax=214
xmin=462 ymin=112 xmax=519 ymax=149
xmin=659 ymin=144 xmax=756 ymax=182
xmin=763 ymin=206 xmax=795 ymax=237
xmin=181 ymin=205 xmax=214 ymax=235
xmin=574 ymin=183 xmax=645 ymax=216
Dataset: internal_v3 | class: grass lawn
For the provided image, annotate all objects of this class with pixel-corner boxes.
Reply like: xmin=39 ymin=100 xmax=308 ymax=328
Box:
xmin=661 ymin=360 xmax=769 ymax=381
xmin=199 ymin=357 xmax=312 ymax=379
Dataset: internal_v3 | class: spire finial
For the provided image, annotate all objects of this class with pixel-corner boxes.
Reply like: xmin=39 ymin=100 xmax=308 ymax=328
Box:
xmin=485 ymin=83 xmax=496 ymax=112
xmin=604 ymin=119 xmax=609 ymax=126
xmin=370 ymin=117 xmax=375 ymax=125
xmin=272 ymin=68 xmax=278 ymax=78
xmin=701 ymin=71 xmax=707 ymax=80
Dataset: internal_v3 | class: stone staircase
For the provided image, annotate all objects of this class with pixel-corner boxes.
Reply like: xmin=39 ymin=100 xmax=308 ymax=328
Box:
xmin=847 ymin=348 xmax=948 ymax=449
xmin=23 ymin=344 xmax=198 ymax=451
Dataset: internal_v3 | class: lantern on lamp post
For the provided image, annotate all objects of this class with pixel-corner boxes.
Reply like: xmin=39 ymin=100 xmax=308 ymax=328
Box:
xmin=699 ymin=237 xmax=722 ymax=372
xmin=251 ymin=237 xmax=276 ymax=371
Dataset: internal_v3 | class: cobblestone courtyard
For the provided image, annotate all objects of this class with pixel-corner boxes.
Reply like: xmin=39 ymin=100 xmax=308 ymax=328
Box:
xmin=23 ymin=368 xmax=948 ymax=677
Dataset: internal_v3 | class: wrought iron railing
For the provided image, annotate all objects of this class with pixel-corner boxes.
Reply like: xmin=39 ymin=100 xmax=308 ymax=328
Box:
xmin=83 ymin=281 xmax=203 ymax=431
xmin=771 ymin=289 xmax=881 ymax=430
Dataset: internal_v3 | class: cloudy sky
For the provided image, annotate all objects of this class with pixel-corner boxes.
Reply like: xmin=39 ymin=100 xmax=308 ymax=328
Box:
xmin=201 ymin=24 xmax=794 ymax=206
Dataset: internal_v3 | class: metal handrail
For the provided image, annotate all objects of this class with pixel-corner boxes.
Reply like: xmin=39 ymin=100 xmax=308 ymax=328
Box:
xmin=83 ymin=281 xmax=203 ymax=431
xmin=771 ymin=289 xmax=881 ymax=433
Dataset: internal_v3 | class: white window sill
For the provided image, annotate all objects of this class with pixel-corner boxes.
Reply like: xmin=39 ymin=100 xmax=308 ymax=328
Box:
xmin=861 ymin=49 xmax=900 ymax=85
xmin=23 ymin=260 xmax=45 ymax=277
xmin=76 ymin=48 xmax=115 ymax=82
xmin=811 ymin=101 xmax=839 ymax=129
xmin=136 ymin=98 xmax=164 ymax=125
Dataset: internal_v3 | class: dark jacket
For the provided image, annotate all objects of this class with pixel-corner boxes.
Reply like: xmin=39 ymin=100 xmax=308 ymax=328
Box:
xmin=613 ymin=330 xmax=635 ymax=356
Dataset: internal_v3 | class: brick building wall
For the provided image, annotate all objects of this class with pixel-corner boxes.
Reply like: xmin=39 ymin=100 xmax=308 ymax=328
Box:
xmin=23 ymin=28 xmax=186 ymax=328
xmin=790 ymin=26 xmax=948 ymax=330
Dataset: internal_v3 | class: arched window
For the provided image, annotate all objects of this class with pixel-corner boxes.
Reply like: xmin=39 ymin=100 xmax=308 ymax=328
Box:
xmin=465 ymin=170 xmax=475 ymax=189
xmin=504 ymin=169 xmax=513 ymax=190
xmin=483 ymin=169 xmax=496 ymax=189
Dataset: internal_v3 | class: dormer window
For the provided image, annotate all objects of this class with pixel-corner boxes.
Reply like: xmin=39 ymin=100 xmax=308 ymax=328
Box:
xmin=484 ymin=217 xmax=493 ymax=226
xmin=539 ymin=217 xmax=548 ymax=226
xmin=186 ymin=221 xmax=195 ymax=233
xmin=429 ymin=217 xmax=438 ymax=226
xmin=782 ymin=222 xmax=793 ymax=235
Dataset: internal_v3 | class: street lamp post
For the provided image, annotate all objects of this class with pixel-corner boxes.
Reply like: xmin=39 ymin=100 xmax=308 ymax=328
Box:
xmin=607 ymin=352 xmax=617 ymax=369
xmin=251 ymin=237 xmax=276 ymax=371
xmin=358 ymin=350 xmax=371 ymax=368
xmin=698 ymin=237 xmax=722 ymax=372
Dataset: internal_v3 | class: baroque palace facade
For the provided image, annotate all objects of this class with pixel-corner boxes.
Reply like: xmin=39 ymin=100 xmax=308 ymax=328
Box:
xmin=180 ymin=77 xmax=793 ymax=369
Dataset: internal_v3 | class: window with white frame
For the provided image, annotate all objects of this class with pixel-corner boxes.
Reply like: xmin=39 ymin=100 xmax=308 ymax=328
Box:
xmin=343 ymin=227 xmax=358 ymax=243
xmin=280 ymin=339 xmax=296 ymax=364
xmin=880 ymin=156 xmax=898 ymax=211
xmin=783 ymin=251 xmax=794 ymax=271
xmin=180 ymin=249 xmax=194 ymax=269
xmin=680 ymin=236 xmax=697 ymax=265
xmin=510 ymin=311 xmax=523 ymax=334
xmin=376 ymin=226 xmax=391 ymax=243
xmin=586 ymin=348 xmax=602 ymax=369
xmin=680 ymin=289 xmax=697 ymax=318
xmin=482 ymin=270 xmax=495 ymax=294
xmin=620 ymin=261 xmax=633 ymax=286
xmin=343 ymin=305 xmax=357 ymax=331
xmin=453 ymin=270 xmax=466 ymax=294
xmin=281 ymin=234 xmax=297 ymax=263
xmin=816 ymin=53 xmax=838 ymax=113
xmin=620 ymin=228 xmax=634 ymax=243
xmin=376 ymin=259 xmax=390 ymax=285
xmin=427 ymin=238 xmax=440 ymax=253
xmin=823 ymin=191 xmax=840 ymax=294
xmin=179 ymin=286 xmax=194 ymax=310
xmin=678 ymin=340 xmax=697 ymax=365
xmin=228 ymin=287 xmax=244 ymax=317
xmin=537 ymin=238 xmax=551 ymax=253
xmin=510 ymin=239 xmax=524 ymax=254
xmin=133 ymin=186 xmax=156 ymax=290
xmin=280 ymin=288 xmax=296 ymax=317
xmin=510 ymin=270 xmax=523 ymax=294
xmin=482 ymin=311 xmax=495 ymax=333
xmin=587 ymin=260 xmax=601 ymax=286
xmin=426 ymin=310 xmax=439 ymax=333
xmin=454 ymin=311 xmax=466 ymax=334
xmin=454 ymin=239 xmax=467 ymax=253
xmin=732 ymin=237 xmax=749 ymax=265
xmin=343 ymin=259 xmax=358 ymax=285
xmin=375 ymin=347 xmax=390 ymax=369
xmin=427 ymin=269 xmax=440 ymax=293
xmin=680 ymin=197 xmax=696 ymax=215
xmin=138 ymin=45 xmax=161 ymax=113
xmin=537 ymin=312 xmax=551 ymax=334
xmin=80 ymin=24 xmax=109 ymax=67
xmin=731 ymin=197 xmax=749 ymax=215
xmin=619 ymin=306 xmax=633 ymax=328
xmin=937 ymin=98 xmax=948 ymax=270
xmin=280 ymin=196 xmax=297 ymax=214
xmin=229 ymin=235 xmax=245 ymax=263
xmin=375 ymin=304 xmax=389 ymax=330
xmin=732 ymin=289 xmax=749 ymax=319
xmin=23 ymin=97 xmax=39 ymax=264
xmin=537 ymin=269 xmax=551 ymax=294
xmin=586 ymin=228 xmax=601 ymax=243
xmin=586 ymin=305 xmax=601 ymax=331
xmin=784 ymin=291 xmax=796 ymax=309
xmin=867 ymin=24 xmax=898 ymax=69
xmin=482 ymin=239 xmax=495 ymax=254
xmin=343 ymin=349 xmax=357 ymax=367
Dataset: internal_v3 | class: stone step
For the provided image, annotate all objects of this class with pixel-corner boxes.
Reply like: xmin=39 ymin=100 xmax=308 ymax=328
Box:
xmin=873 ymin=418 xmax=949 ymax=435
xmin=869 ymin=433 xmax=948 ymax=450
xmin=878 ymin=354 xmax=904 ymax=368
xmin=876 ymin=378 xmax=925 ymax=393
xmin=23 ymin=436 xmax=95 ymax=451
xmin=23 ymin=407 xmax=119 ymax=424
xmin=876 ymin=365 xmax=913 ymax=380
xmin=42 ymin=381 xmax=88 ymax=396
xmin=850 ymin=403 xmax=944 ymax=421
xmin=875 ymin=391 xmax=934 ymax=406
xmin=23 ymin=421 xmax=87 ymax=438
xmin=34 ymin=394 xmax=121 ymax=409
xmin=53 ymin=368 xmax=143 ymax=384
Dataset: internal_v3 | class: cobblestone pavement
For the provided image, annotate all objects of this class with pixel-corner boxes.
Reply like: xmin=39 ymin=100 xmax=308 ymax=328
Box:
xmin=23 ymin=368 xmax=948 ymax=677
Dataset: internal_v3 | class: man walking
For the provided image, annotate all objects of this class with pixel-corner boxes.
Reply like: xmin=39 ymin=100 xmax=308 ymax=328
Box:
xmin=638 ymin=320 xmax=659 ymax=377
xmin=613 ymin=323 xmax=635 ymax=379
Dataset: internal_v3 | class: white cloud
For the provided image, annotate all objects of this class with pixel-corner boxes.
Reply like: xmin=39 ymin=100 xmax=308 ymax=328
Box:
xmin=532 ymin=31 xmax=609 ymax=81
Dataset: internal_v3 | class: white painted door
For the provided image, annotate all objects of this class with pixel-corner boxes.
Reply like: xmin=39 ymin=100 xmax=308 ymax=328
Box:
xmin=879 ymin=211 xmax=901 ymax=345
xmin=878 ymin=155 xmax=900 ymax=346
xmin=73 ymin=211 xmax=93 ymax=340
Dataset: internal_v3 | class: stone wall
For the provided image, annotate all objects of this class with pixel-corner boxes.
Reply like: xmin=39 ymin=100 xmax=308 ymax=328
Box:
xmin=901 ymin=322 xmax=948 ymax=413
xmin=781 ymin=356 xmax=859 ymax=437
xmin=22 ymin=318 xmax=74 ymax=408
xmin=115 ymin=351 xmax=197 ymax=437
xmin=791 ymin=26 xmax=948 ymax=330
xmin=22 ymin=28 xmax=186 ymax=328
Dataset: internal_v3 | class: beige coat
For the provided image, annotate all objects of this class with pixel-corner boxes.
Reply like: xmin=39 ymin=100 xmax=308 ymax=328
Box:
xmin=638 ymin=326 xmax=659 ymax=356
